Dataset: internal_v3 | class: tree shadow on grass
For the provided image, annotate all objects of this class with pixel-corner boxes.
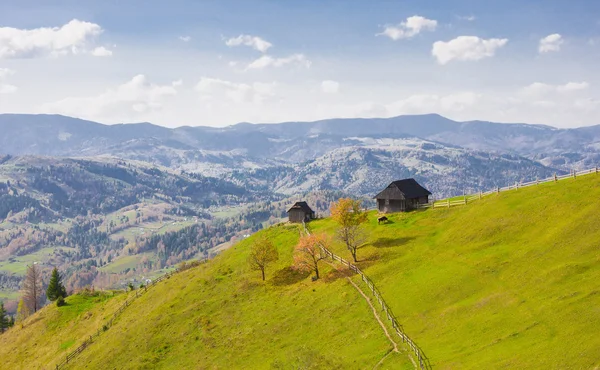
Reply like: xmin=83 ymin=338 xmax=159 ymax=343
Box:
xmin=322 ymin=266 xmax=354 ymax=283
xmin=271 ymin=267 xmax=311 ymax=286
xmin=371 ymin=236 xmax=415 ymax=248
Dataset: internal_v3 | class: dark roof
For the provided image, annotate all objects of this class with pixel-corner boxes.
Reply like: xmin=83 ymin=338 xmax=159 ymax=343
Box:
xmin=287 ymin=201 xmax=314 ymax=214
xmin=375 ymin=178 xmax=431 ymax=199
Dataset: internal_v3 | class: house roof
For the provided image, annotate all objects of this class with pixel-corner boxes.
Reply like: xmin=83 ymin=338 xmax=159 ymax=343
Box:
xmin=376 ymin=178 xmax=431 ymax=199
xmin=287 ymin=201 xmax=314 ymax=214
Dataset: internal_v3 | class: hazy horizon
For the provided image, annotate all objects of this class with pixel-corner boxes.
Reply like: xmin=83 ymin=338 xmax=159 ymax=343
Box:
xmin=0 ymin=111 xmax=579 ymax=130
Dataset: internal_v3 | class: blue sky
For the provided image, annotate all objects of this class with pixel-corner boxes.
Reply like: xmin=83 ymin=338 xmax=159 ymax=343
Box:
xmin=0 ymin=0 xmax=599 ymax=127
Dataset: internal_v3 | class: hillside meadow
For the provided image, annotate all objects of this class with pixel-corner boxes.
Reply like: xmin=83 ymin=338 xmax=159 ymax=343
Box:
xmin=1 ymin=174 xmax=599 ymax=369
xmin=310 ymin=174 xmax=600 ymax=368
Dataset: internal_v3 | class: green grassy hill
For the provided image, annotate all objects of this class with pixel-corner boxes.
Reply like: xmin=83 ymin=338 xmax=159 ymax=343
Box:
xmin=2 ymin=174 xmax=600 ymax=369
xmin=0 ymin=290 xmax=128 ymax=369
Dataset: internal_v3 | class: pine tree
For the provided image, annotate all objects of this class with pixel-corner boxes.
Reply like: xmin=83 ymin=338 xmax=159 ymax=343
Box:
xmin=46 ymin=267 xmax=67 ymax=301
xmin=0 ymin=302 xmax=8 ymax=333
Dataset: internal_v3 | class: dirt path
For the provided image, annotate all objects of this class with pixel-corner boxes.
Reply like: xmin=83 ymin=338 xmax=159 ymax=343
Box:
xmin=344 ymin=275 xmax=417 ymax=370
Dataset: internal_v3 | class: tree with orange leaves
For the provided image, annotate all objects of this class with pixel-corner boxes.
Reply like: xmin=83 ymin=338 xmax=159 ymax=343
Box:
xmin=330 ymin=198 xmax=368 ymax=262
xmin=293 ymin=233 xmax=329 ymax=280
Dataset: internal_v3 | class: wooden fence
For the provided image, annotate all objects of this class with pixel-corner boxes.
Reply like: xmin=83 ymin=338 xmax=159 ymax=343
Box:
xmin=418 ymin=166 xmax=600 ymax=209
xmin=302 ymin=222 xmax=431 ymax=370
xmin=54 ymin=270 xmax=177 ymax=369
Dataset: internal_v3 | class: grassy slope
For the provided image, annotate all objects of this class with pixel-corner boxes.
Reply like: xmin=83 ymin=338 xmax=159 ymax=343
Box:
xmin=3 ymin=174 xmax=599 ymax=369
xmin=0 ymin=291 xmax=127 ymax=369
xmin=310 ymin=174 xmax=600 ymax=369
xmin=70 ymin=224 xmax=409 ymax=369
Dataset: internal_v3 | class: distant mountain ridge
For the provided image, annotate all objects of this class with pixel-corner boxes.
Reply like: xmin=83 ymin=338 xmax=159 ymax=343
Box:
xmin=1 ymin=113 xmax=598 ymax=168
xmin=0 ymin=113 xmax=595 ymax=197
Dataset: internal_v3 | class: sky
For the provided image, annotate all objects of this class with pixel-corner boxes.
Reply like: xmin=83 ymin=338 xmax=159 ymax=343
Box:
xmin=0 ymin=0 xmax=599 ymax=128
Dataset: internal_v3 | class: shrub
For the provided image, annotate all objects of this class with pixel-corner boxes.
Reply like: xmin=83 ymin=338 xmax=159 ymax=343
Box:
xmin=128 ymin=283 xmax=134 ymax=291
xmin=56 ymin=297 xmax=66 ymax=307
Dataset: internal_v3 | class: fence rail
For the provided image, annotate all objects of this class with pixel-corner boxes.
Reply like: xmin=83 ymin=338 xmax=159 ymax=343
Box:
xmin=420 ymin=166 xmax=599 ymax=210
xmin=54 ymin=270 xmax=178 ymax=369
xmin=302 ymin=222 xmax=431 ymax=370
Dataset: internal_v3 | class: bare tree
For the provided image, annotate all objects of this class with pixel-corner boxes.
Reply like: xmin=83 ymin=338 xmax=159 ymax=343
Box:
xmin=293 ymin=233 xmax=329 ymax=280
xmin=22 ymin=264 xmax=43 ymax=313
xmin=248 ymin=236 xmax=279 ymax=281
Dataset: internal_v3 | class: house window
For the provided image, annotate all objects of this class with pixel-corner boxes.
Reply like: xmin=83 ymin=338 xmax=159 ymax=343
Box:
xmin=385 ymin=199 xmax=389 ymax=205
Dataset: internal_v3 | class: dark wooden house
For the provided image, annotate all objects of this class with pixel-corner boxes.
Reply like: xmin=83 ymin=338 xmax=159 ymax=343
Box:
xmin=287 ymin=201 xmax=315 ymax=223
xmin=374 ymin=178 xmax=431 ymax=213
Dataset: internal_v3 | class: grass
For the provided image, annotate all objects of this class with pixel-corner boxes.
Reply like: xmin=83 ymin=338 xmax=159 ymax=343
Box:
xmin=99 ymin=253 xmax=155 ymax=274
xmin=70 ymin=224 xmax=410 ymax=369
xmin=3 ymin=174 xmax=600 ymax=369
xmin=0 ymin=289 xmax=19 ymax=301
xmin=309 ymin=175 xmax=600 ymax=369
xmin=0 ymin=290 xmax=127 ymax=369
xmin=0 ymin=246 xmax=72 ymax=275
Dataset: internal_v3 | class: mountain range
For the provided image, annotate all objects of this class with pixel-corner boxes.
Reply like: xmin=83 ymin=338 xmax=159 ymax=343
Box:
xmin=1 ymin=113 xmax=598 ymax=170
xmin=2 ymin=113 xmax=597 ymax=199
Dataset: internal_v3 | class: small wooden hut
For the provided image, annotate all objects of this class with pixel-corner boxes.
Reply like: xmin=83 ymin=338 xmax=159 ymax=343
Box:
xmin=287 ymin=201 xmax=315 ymax=223
xmin=374 ymin=178 xmax=431 ymax=213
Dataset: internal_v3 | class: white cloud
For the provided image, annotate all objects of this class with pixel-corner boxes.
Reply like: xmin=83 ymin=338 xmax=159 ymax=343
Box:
xmin=246 ymin=54 xmax=311 ymax=70
xmin=40 ymin=75 xmax=179 ymax=119
xmin=432 ymin=36 xmax=508 ymax=64
xmin=0 ymin=67 xmax=14 ymax=79
xmin=458 ymin=15 xmax=476 ymax=21
xmin=321 ymin=80 xmax=340 ymax=94
xmin=195 ymin=77 xmax=276 ymax=104
xmin=0 ymin=83 xmax=17 ymax=94
xmin=521 ymin=82 xmax=589 ymax=98
xmin=0 ymin=67 xmax=16 ymax=94
xmin=378 ymin=15 xmax=438 ymax=40
xmin=539 ymin=34 xmax=563 ymax=53
xmin=179 ymin=36 xmax=191 ymax=42
xmin=91 ymin=46 xmax=113 ymax=57
xmin=386 ymin=92 xmax=482 ymax=115
xmin=225 ymin=34 xmax=272 ymax=53
xmin=0 ymin=19 xmax=103 ymax=58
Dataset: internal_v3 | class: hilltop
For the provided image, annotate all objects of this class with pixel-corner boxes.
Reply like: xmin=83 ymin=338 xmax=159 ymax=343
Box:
xmin=1 ymin=171 xmax=600 ymax=368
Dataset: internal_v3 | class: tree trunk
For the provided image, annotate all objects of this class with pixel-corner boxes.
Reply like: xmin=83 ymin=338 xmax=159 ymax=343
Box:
xmin=315 ymin=266 xmax=320 ymax=280
xmin=351 ymin=248 xmax=358 ymax=263
xmin=261 ymin=268 xmax=265 ymax=281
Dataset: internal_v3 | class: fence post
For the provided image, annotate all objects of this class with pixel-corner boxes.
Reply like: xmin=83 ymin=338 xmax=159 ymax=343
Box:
xmin=596 ymin=166 xmax=598 ymax=174
xmin=574 ymin=169 xmax=577 ymax=179
xmin=447 ymin=199 xmax=450 ymax=208
xmin=497 ymin=186 xmax=500 ymax=194
xmin=479 ymin=191 xmax=482 ymax=200
xmin=536 ymin=177 xmax=539 ymax=185
xmin=554 ymin=173 xmax=557 ymax=182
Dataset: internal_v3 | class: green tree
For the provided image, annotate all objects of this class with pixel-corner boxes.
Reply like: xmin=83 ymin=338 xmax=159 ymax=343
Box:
xmin=248 ymin=235 xmax=279 ymax=281
xmin=46 ymin=267 xmax=67 ymax=301
xmin=0 ymin=302 xmax=8 ymax=333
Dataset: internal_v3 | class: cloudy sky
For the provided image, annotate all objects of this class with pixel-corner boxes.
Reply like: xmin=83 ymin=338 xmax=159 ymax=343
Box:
xmin=0 ymin=0 xmax=599 ymax=128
